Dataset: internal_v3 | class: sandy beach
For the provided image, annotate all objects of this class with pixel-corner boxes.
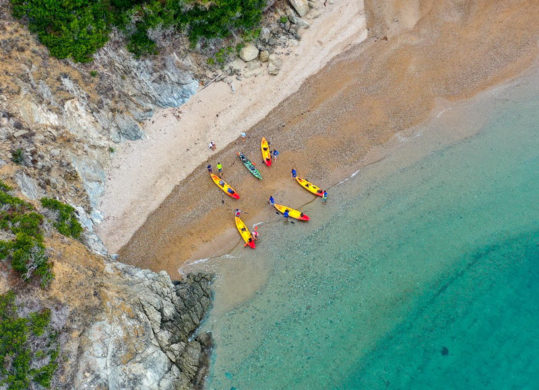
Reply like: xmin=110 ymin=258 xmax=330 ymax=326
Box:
xmin=96 ymin=0 xmax=368 ymax=253
xmin=113 ymin=0 xmax=539 ymax=277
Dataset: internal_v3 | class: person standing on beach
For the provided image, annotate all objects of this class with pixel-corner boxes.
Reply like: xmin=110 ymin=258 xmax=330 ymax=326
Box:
xmin=283 ymin=209 xmax=290 ymax=221
xmin=234 ymin=209 xmax=242 ymax=217
xmin=207 ymin=164 xmax=212 ymax=173
xmin=269 ymin=196 xmax=275 ymax=205
xmin=252 ymin=226 xmax=259 ymax=240
xmin=322 ymin=190 xmax=328 ymax=202
xmin=272 ymin=149 xmax=279 ymax=161
xmin=241 ymin=132 xmax=247 ymax=141
xmin=217 ymin=162 xmax=223 ymax=176
xmin=291 ymin=168 xmax=297 ymax=178
xmin=208 ymin=141 xmax=216 ymax=151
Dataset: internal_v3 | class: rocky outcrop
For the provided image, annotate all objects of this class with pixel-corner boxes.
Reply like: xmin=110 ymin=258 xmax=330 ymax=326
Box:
xmin=71 ymin=266 xmax=213 ymax=390
xmin=0 ymin=2 xmax=200 ymax=249
xmin=0 ymin=229 xmax=213 ymax=389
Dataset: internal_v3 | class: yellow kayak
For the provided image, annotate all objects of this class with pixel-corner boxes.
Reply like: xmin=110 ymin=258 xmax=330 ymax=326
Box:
xmin=210 ymin=173 xmax=240 ymax=199
xmin=296 ymin=177 xmax=324 ymax=197
xmin=273 ymin=203 xmax=310 ymax=221
xmin=235 ymin=216 xmax=255 ymax=248
xmin=261 ymin=137 xmax=272 ymax=167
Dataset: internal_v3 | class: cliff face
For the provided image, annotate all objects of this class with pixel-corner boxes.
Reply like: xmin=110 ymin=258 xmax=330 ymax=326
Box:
xmin=2 ymin=235 xmax=213 ymax=389
xmin=0 ymin=0 xmax=198 ymax=245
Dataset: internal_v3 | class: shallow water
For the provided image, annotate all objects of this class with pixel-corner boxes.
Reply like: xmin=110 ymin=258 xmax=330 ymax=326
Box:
xmin=184 ymin=71 xmax=539 ymax=389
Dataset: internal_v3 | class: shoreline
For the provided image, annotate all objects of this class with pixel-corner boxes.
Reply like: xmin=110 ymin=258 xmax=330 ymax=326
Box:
xmin=180 ymin=61 xmax=539 ymax=269
xmin=117 ymin=0 xmax=538 ymax=278
xmin=96 ymin=0 xmax=368 ymax=253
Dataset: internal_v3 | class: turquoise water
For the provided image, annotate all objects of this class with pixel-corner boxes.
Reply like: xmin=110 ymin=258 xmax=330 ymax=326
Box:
xmin=191 ymin=75 xmax=539 ymax=389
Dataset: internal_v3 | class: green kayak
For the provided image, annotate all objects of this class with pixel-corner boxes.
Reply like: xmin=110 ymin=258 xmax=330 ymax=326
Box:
xmin=238 ymin=152 xmax=262 ymax=180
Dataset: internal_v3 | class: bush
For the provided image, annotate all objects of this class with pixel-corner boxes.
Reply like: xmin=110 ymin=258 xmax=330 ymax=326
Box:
xmin=10 ymin=0 xmax=268 ymax=60
xmin=1 ymin=186 xmax=53 ymax=287
xmin=11 ymin=0 xmax=110 ymax=62
xmin=0 ymin=291 xmax=58 ymax=389
xmin=40 ymin=198 xmax=83 ymax=239
xmin=11 ymin=148 xmax=24 ymax=165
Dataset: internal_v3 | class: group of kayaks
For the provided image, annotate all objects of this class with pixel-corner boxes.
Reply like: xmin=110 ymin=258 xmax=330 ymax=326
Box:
xmin=210 ymin=137 xmax=327 ymax=249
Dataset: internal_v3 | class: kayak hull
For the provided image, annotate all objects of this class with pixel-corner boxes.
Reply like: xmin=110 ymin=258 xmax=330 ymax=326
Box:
xmin=210 ymin=173 xmax=240 ymax=199
xmin=261 ymin=137 xmax=272 ymax=167
xmin=235 ymin=216 xmax=256 ymax=248
xmin=296 ymin=177 xmax=324 ymax=197
xmin=273 ymin=203 xmax=310 ymax=221
xmin=238 ymin=152 xmax=263 ymax=179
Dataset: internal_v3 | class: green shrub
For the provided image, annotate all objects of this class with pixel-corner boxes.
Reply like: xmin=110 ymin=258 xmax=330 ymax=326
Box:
xmin=0 ymin=180 xmax=12 ymax=192
xmin=127 ymin=25 xmax=158 ymax=58
xmin=0 ymin=291 xmax=58 ymax=389
xmin=90 ymin=70 xmax=98 ymax=77
xmin=10 ymin=0 xmax=268 ymax=60
xmin=1 ymin=186 xmax=53 ymax=287
xmin=11 ymin=0 xmax=110 ymax=62
xmin=29 ymin=309 xmax=51 ymax=336
xmin=40 ymin=198 xmax=83 ymax=239
xmin=279 ymin=15 xmax=288 ymax=24
xmin=11 ymin=148 xmax=24 ymax=164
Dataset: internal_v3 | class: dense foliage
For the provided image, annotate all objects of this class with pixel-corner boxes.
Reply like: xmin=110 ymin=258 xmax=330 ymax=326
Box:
xmin=11 ymin=0 xmax=110 ymax=62
xmin=0 ymin=181 xmax=53 ymax=287
xmin=10 ymin=0 xmax=268 ymax=60
xmin=40 ymin=198 xmax=83 ymax=239
xmin=0 ymin=291 xmax=58 ymax=389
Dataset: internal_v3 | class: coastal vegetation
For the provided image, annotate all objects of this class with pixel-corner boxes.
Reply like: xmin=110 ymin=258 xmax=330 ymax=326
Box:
xmin=10 ymin=0 xmax=268 ymax=60
xmin=40 ymin=198 xmax=83 ymax=240
xmin=0 ymin=291 xmax=59 ymax=389
xmin=0 ymin=181 xmax=53 ymax=287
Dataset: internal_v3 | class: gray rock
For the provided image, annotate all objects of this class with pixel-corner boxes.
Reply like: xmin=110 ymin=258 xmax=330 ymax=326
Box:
xmin=239 ymin=44 xmax=259 ymax=62
xmin=71 ymin=155 xmax=106 ymax=208
xmin=71 ymin=266 xmax=213 ymax=390
xmin=268 ymin=54 xmax=283 ymax=75
xmin=259 ymin=50 xmax=270 ymax=62
xmin=114 ymin=114 xmax=144 ymax=141
xmin=13 ymin=130 xmax=29 ymax=138
xmin=259 ymin=27 xmax=271 ymax=43
xmin=15 ymin=171 xmax=44 ymax=200
xmin=289 ymin=0 xmax=309 ymax=16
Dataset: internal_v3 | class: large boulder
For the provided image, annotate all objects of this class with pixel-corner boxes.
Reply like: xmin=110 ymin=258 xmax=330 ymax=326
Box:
xmin=289 ymin=0 xmax=309 ymax=17
xmin=239 ymin=44 xmax=259 ymax=62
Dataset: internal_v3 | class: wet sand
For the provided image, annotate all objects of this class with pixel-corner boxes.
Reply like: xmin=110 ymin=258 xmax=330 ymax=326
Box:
xmin=119 ymin=0 xmax=539 ymax=277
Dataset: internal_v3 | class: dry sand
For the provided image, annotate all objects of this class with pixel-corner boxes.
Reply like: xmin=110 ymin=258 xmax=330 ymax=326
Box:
xmin=96 ymin=0 xmax=368 ymax=253
xmin=116 ymin=0 xmax=539 ymax=278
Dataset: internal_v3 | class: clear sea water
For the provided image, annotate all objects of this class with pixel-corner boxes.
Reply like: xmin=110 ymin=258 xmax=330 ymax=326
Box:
xmin=184 ymin=70 xmax=539 ymax=389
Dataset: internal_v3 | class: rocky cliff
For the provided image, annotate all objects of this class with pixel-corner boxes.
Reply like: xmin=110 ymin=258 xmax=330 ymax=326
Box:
xmin=1 ymin=229 xmax=213 ymax=389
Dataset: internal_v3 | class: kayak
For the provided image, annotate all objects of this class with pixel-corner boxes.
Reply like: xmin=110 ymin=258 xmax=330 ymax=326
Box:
xmin=273 ymin=203 xmax=310 ymax=221
xmin=261 ymin=137 xmax=272 ymax=167
xmin=295 ymin=177 xmax=324 ymax=197
xmin=210 ymin=173 xmax=240 ymax=199
xmin=235 ymin=216 xmax=256 ymax=248
xmin=238 ymin=152 xmax=262 ymax=180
